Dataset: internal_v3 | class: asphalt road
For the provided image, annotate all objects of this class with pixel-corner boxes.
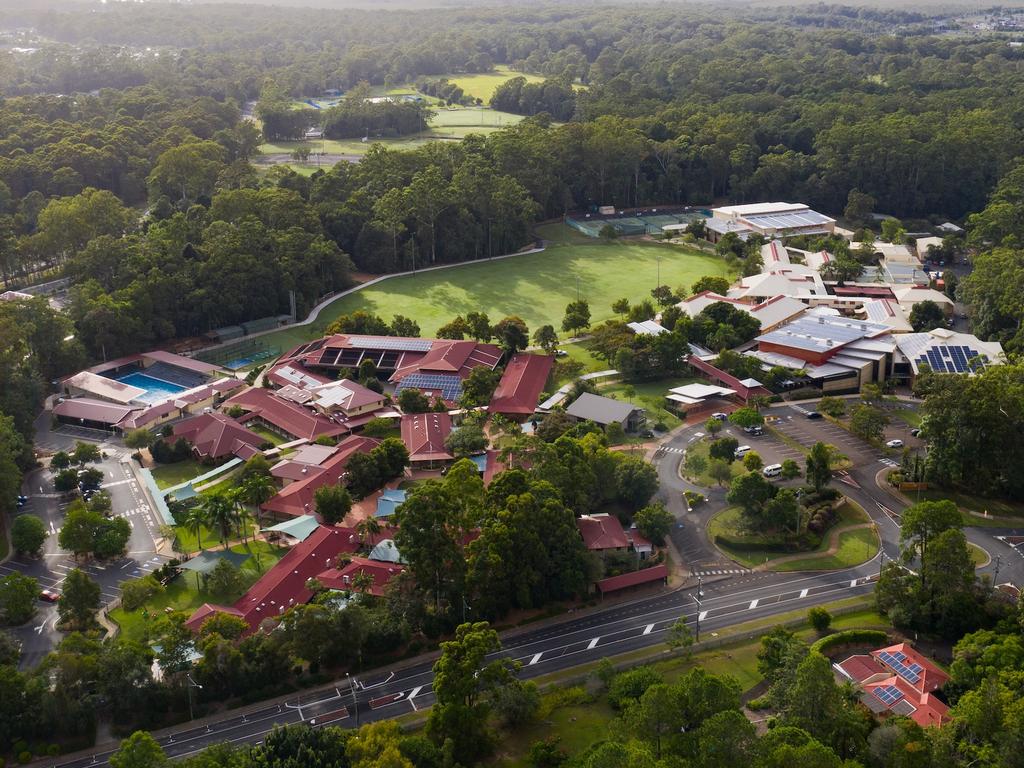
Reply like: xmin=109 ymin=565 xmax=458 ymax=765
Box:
xmin=3 ymin=417 xmax=168 ymax=668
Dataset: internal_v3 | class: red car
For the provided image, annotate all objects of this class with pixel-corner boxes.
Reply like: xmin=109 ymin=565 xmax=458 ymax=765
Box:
xmin=39 ymin=588 xmax=60 ymax=602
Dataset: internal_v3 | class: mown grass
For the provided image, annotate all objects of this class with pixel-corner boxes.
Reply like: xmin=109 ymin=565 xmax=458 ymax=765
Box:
xmin=150 ymin=459 xmax=207 ymax=490
xmin=680 ymin=439 xmax=745 ymax=488
xmin=597 ymin=378 xmax=702 ymax=432
xmin=257 ymin=237 xmax=731 ymax=349
xmin=708 ymin=500 xmax=875 ymax=571
xmin=110 ymin=540 xmax=286 ymax=643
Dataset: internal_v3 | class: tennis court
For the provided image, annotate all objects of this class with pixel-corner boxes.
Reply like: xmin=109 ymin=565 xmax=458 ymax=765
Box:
xmin=567 ymin=209 xmax=707 ymax=238
xmin=197 ymin=339 xmax=281 ymax=371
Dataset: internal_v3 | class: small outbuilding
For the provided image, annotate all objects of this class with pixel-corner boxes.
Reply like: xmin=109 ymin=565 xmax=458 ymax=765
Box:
xmin=565 ymin=392 xmax=645 ymax=432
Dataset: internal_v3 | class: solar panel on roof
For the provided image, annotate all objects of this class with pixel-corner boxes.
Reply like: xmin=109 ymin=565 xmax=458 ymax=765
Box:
xmin=349 ymin=336 xmax=432 ymax=352
xmin=873 ymin=685 xmax=904 ymax=705
xmin=396 ymin=373 xmax=462 ymax=401
xmin=879 ymin=651 xmax=921 ymax=683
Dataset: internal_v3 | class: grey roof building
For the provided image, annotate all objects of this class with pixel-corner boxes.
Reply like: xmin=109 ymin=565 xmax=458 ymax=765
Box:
xmin=565 ymin=392 xmax=645 ymax=431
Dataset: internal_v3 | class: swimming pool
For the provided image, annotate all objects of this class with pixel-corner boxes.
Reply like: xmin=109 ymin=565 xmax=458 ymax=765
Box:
xmin=116 ymin=372 xmax=187 ymax=404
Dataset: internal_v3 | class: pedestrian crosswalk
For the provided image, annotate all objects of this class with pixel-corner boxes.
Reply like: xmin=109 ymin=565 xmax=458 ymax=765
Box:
xmin=661 ymin=446 xmax=686 ymax=454
xmin=879 ymin=458 xmax=900 ymax=468
xmin=691 ymin=568 xmax=751 ymax=576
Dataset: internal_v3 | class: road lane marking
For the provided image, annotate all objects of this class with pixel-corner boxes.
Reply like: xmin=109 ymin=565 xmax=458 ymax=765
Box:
xmin=587 ymin=637 xmax=599 ymax=650
xmin=698 ymin=611 xmax=707 ymax=621
xmin=850 ymin=579 xmax=858 ymax=587
xmin=749 ymin=600 xmax=758 ymax=609
xmin=799 ymin=589 xmax=808 ymax=598
xmin=642 ymin=624 xmax=654 ymax=635
xmin=528 ymin=653 xmax=543 ymax=665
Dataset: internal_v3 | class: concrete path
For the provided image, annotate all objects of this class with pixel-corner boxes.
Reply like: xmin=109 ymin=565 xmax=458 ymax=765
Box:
xmin=757 ymin=523 xmax=877 ymax=570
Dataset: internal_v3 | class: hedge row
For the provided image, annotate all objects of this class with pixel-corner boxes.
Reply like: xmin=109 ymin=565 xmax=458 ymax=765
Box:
xmin=810 ymin=629 xmax=889 ymax=656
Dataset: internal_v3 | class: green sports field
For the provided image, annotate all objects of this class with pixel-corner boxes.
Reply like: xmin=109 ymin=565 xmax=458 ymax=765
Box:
xmin=257 ymin=237 xmax=733 ymax=350
xmin=436 ymin=66 xmax=545 ymax=101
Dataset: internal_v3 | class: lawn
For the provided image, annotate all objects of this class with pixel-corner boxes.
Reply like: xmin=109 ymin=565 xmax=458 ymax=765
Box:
xmin=556 ymin=341 xmax=607 ymax=378
xmin=890 ymin=408 xmax=922 ymax=428
xmin=967 ymin=542 xmax=990 ymax=567
xmin=110 ymin=540 xmax=286 ymax=644
xmin=772 ymin=526 xmax=879 ymax=572
xmin=249 ymin=425 xmax=285 ymax=446
xmin=258 ymin=239 xmax=731 ymax=350
xmin=708 ymin=500 xmax=875 ymax=571
xmin=150 ymin=459 xmax=208 ymax=490
xmin=915 ymin=487 xmax=1024 ymax=524
xmin=436 ymin=66 xmax=545 ymax=101
xmin=598 ymin=378 xmax=702 ymax=432
xmin=258 ymin=107 xmax=525 ymax=161
xmin=680 ymin=439 xmax=745 ymax=488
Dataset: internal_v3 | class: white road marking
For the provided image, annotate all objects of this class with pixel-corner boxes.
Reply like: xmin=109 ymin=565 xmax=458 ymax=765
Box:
xmin=642 ymin=624 xmax=655 ymax=635
xmin=698 ymin=611 xmax=707 ymax=621
xmin=850 ymin=579 xmax=858 ymax=587
xmin=749 ymin=599 xmax=759 ymax=609
xmin=587 ymin=637 xmax=599 ymax=650
xmin=528 ymin=653 xmax=543 ymax=665
xmin=799 ymin=589 xmax=809 ymax=598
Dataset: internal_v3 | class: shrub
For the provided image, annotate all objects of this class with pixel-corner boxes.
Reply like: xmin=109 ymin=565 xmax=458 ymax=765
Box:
xmin=18 ymin=753 xmax=30 ymax=765
xmin=809 ymin=629 xmax=888 ymax=656
xmin=607 ymin=666 xmax=661 ymax=710
xmin=684 ymin=490 xmax=705 ymax=508
xmin=808 ymin=606 xmax=832 ymax=634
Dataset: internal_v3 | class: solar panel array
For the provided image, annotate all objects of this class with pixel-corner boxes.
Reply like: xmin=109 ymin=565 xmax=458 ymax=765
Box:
xmin=873 ymin=685 xmax=904 ymax=706
xmin=396 ymin=373 xmax=462 ymax=401
xmin=879 ymin=651 xmax=923 ymax=684
xmin=349 ymin=336 xmax=432 ymax=352
xmin=916 ymin=345 xmax=988 ymax=374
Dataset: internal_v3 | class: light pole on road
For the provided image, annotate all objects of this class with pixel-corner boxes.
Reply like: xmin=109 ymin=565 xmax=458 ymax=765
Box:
xmin=692 ymin=576 xmax=704 ymax=642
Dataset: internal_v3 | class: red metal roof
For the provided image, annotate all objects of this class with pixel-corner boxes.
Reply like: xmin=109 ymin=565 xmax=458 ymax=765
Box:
xmin=400 ymin=412 xmax=454 ymax=463
xmin=317 ymin=556 xmax=405 ymax=597
xmin=596 ymin=565 xmax=668 ymax=594
xmin=837 ymin=654 xmax=886 ymax=683
xmin=687 ymin=356 xmax=771 ymax=403
xmin=871 ymin=642 xmax=949 ymax=693
xmin=577 ymin=514 xmax=629 ymax=550
xmin=189 ymin=525 xmax=362 ymax=635
xmin=390 ymin=339 xmax=502 ymax=383
xmin=225 ymin=387 xmax=349 ymax=442
xmin=261 ymin=435 xmax=379 ymax=519
xmin=172 ymin=412 xmax=266 ymax=461
xmin=184 ymin=602 xmax=245 ymax=633
xmin=488 ymin=353 xmax=554 ymax=416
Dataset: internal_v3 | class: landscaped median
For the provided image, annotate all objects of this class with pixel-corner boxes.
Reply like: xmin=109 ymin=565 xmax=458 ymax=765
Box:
xmin=707 ymin=498 xmax=879 ymax=571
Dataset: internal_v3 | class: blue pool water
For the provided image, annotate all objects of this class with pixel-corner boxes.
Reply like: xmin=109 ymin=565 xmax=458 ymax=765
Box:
xmin=116 ymin=372 xmax=187 ymax=404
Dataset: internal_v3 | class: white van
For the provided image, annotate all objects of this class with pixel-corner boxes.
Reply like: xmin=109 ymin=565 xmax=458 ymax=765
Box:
xmin=734 ymin=445 xmax=752 ymax=459
xmin=762 ymin=463 xmax=783 ymax=478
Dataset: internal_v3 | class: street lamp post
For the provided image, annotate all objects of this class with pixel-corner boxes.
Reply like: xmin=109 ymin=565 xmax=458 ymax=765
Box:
xmin=186 ymin=673 xmax=203 ymax=722
xmin=692 ymin=576 xmax=704 ymax=642
xmin=346 ymin=673 xmax=359 ymax=726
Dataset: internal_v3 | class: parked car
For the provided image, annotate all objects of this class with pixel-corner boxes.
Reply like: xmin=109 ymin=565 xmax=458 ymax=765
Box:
xmin=743 ymin=426 xmax=764 ymax=436
xmin=555 ymin=349 xmax=568 ymax=357
xmin=805 ymin=411 xmax=823 ymax=419
xmin=886 ymin=439 xmax=904 ymax=448
xmin=711 ymin=412 xmax=728 ymax=421
xmin=16 ymin=495 xmax=28 ymax=507
xmin=910 ymin=428 xmax=922 ymax=438
xmin=734 ymin=445 xmax=752 ymax=459
xmin=39 ymin=588 xmax=60 ymax=603
xmin=762 ymin=464 xmax=783 ymax=478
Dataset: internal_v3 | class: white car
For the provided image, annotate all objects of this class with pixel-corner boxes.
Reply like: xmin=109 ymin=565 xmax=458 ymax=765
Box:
xmin=711 ymin=412 xmax=728 ymax=421
xmin=734 ymin=445 xmax=752 ymax=459
xmin=886 ymin=439 xmax=904 ymax=449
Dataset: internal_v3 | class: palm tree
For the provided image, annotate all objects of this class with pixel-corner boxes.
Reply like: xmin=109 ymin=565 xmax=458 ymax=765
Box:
xmin=241 ymin=472 xmax=276 ymax=533
xmin=228 ymin=487 xmax=248 ymax=545
xmin=351 ymin=570 xmax=375 ymax=595
xmin=202 ymin=492 xmax=235 ymax=550
xmin=355 ymin=516 xmax=381 ymax=552
xmin=183 ymin=505 xmax=209 ymax=558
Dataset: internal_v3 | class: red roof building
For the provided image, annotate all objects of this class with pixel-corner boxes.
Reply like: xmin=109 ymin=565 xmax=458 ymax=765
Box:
xmin=261 ymin=435 xmax=379 ymax=519
xmin=400 ymin=412 xmax=454 ymax=466
xmin=172 ymin=412 xmax=266 ymax=461
xmin=488 ymin=353 xmax=554 ymax=417
xmin=836 ymin=643 xmax=951 ymax=728
xmin=596 ymin=565 xmax=668 ymax=595
xmin=577 ymin=513 xmax=630 ymax=551
xmin=185 ymin=525 xmax=362 ymax=635
xmin=224 ymin=387 xmax=349 ymax=442
xmin=316 ymin=556 xmax=405 ymax=597
xmin=279 ymin=334 xmax=502 ymax=384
